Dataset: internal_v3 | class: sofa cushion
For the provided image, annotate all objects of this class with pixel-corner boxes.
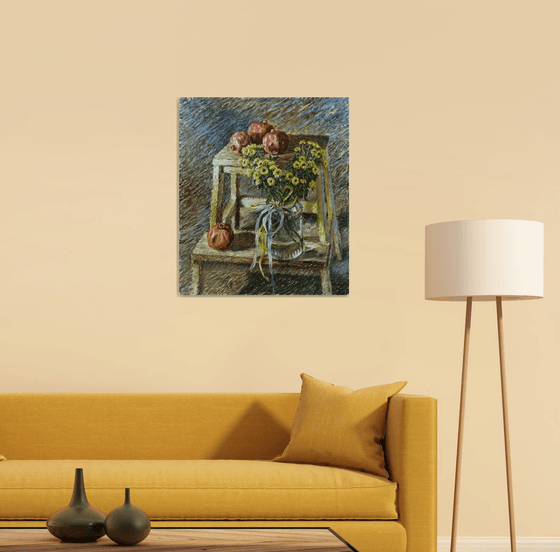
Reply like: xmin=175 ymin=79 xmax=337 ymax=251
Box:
xmin=274 ymin=374 xmax=406 ymax=478
xmin=0 ymin=459 xmax=398 ymax=521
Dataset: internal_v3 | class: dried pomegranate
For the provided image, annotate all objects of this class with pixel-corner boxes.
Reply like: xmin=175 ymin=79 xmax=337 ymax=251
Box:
xmin=248 ymin=121 xmax=274 ymax=144
xmin=230 ymin=131 xmax=251 ymax=155
xmin=263 ymin=129 xmax=289 ymax=155
xmin=207 ymin=222 xmax=234 ymax=250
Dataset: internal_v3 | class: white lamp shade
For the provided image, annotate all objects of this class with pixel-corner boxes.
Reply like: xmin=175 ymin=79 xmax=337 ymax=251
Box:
xmin=425 ymin=219 xmax=544 ymax=301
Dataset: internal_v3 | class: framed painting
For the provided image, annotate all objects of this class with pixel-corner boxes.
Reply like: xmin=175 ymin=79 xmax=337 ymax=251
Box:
xmin=178 ymin=97 xmax=349 ymax=296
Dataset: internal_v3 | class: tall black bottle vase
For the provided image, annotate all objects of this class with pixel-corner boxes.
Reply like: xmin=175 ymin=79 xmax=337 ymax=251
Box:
xmin=47 ymin=468 xmax=106 ymax=542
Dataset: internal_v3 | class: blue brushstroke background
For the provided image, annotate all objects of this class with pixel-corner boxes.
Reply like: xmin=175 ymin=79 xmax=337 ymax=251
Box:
xmin=179 ymin=97 xmax=349 ymax=295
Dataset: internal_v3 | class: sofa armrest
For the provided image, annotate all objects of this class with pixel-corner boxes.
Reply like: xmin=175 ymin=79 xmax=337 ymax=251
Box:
xmin=385 ymin=394 xmax=437 ymax=552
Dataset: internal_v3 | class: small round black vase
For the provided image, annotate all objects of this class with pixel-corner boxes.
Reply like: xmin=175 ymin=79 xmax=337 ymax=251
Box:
xmin=105 ymin=488 xmax=151 ymax=546
xmin=47 ymin=468 xmax=106 ymax=543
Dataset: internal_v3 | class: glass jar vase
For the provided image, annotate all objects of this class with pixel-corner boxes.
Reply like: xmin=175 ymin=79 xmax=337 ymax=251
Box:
xmin=269 ymin=201 xmax=304 ymax=260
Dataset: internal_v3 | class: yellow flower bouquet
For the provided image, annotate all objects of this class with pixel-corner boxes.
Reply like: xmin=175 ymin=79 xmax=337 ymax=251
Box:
xmin=239 ymin=140 xmax=327 ymax=207
xmin=236 ymin=140 xmax=328 ymax=289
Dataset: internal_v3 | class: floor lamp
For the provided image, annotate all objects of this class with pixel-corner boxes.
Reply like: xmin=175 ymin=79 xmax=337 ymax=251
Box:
xmin=425 ymin=219 xmax=544 ymax=552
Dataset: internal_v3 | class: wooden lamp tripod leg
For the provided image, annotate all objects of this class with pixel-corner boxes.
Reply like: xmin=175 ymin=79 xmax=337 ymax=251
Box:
xmin=450 ymin=297 xmax=517 ymax=552
xmin=450 ymin=296 xmax=472 ymax=552
xmin=496 ymin=296 xmax=517 ymax=552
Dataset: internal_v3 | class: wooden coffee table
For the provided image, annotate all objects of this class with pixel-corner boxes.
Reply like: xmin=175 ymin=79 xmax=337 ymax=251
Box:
xmin=0 ymin=527 xmax=357 ymax=551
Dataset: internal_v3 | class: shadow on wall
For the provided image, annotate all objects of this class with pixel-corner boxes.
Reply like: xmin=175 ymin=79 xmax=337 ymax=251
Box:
xmin=178 ymin=97 xmax=349 ymax=296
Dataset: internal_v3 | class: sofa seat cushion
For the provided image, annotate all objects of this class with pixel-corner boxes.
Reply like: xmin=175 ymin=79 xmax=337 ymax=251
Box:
xmin=0 ymin=459 xmax=398 ymax=521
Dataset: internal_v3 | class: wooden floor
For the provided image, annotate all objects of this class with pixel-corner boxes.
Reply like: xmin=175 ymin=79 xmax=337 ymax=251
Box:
xmin=0 ymin=528 xmax=355 ymax=551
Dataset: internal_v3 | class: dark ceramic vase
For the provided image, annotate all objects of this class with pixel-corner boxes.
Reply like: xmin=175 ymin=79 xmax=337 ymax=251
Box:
xmin=47 ymin=468 xmax=106 ymax=542
xmin=105 ymin=488 xmax=151 ymax=546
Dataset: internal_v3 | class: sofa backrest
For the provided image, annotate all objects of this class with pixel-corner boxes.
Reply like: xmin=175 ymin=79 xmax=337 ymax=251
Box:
xmin=0 ymin=393 xmax=300 ymax=460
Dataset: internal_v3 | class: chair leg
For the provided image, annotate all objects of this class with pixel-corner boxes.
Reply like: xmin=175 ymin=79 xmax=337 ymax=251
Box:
xmin=323 ymin=161 xmax=343 ymax=260
xmin=210 ymin=166 xmax=223 ymax=225
xmin=230 ymin=172 xmax=239 ymax=230
xmin=192 ymin=262 xmax=202 ymax=295
xmin=320 ymin=268 xmax=332 ymax=295
xmin=316 ymin=168 xmax=328 ymax=245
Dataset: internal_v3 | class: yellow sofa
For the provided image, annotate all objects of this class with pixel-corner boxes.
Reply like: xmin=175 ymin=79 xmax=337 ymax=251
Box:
xmin=0 ymin=392 xmax=436 ymax=552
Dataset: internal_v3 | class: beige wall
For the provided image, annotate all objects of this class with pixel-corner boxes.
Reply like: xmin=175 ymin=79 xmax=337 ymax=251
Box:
xmin=1 ymin=0 xmax=558 ymax=537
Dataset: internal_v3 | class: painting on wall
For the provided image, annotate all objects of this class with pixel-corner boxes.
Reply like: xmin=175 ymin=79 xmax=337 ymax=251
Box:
xmin=178 ymin=97 xmax=349 ymax=296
